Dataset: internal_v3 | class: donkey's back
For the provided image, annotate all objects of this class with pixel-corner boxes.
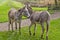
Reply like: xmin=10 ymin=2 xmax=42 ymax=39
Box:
xmin=30 ymin=11 xmax=50 ymax=22
xmin=8 ymin=8 xmax=17 ymax=19
xmin=39 ymin=11 xmax=50 ymax=21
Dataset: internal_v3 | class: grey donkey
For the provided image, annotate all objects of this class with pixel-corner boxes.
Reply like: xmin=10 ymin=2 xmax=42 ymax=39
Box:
xmin=8 ymin=6 xmax=30 ymax=33
xmin=25 ymin=4 xmax=50 ymax=40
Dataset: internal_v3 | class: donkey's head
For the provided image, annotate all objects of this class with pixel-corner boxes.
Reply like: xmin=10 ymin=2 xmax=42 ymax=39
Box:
xmin=15 ymin=5 xmax=31 ymax=20
xmin=25 ymin=4 xmax=33 ymax=15
xmin=22 ymin=5 xmax=30 ymax=18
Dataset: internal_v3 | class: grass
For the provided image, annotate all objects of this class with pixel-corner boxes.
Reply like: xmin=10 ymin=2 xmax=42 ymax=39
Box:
xmin=32 ymin=7 xmax=48 ymax=11
xmin=32 ymin=7 xmax=54 ymax=14
xmin=0 ymin=18 xmax=60 ymax=40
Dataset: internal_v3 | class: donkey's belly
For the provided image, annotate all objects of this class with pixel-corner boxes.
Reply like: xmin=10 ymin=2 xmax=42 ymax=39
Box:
xmin=34 ymin=15 xmax=40 ymax=22
xmin=35 ymin=18 xmax=39 ymax=22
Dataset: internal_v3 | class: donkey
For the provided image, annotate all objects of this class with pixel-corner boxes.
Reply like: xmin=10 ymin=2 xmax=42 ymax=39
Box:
xmin=25 ymin=4 xmax=50 ymax=40
xmin=8 ymin=6 xmax=30 ymax=33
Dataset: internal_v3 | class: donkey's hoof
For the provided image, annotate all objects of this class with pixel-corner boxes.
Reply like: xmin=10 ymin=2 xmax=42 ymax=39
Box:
xmin=33 ymin=33 xmax=35 ymax=36
xmin=29 ymin=33 xmax=31 ymax=35
xmin=46 ymin=36 xmax=48 ymax=40
xmin=41 ymin=37 xmax=44 ymax=39
xmin=30 ymin=33 xmax=31 ymax=36
xmin=41 ymin=35 xmax=44 ymax=39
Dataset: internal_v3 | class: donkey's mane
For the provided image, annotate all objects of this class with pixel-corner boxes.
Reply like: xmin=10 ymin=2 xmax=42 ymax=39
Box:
xmin=27 ymin=5 xmax=33 ymax=15
xmin=18 ymin=7 xmax=25 ymax=12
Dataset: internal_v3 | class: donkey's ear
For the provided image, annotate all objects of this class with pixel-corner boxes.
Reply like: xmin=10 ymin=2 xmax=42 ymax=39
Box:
xmin=18 ymin=8 xmax=21 ymax=12
xmin=24 ymin=5 xmax=27 ymax=8
xmin=28 ymin=4 xmax=31 ymax=7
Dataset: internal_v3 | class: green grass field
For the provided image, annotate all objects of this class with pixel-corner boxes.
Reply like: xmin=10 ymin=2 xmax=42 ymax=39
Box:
xmin=0 ymin=0 xmax=60 ymax=40
xmin=0 ymin=18 xmax=60 ymax=40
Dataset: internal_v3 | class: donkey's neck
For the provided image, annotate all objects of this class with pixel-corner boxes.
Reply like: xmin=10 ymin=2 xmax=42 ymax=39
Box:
xmin=28 ymin=7 xmax=33 ymax=15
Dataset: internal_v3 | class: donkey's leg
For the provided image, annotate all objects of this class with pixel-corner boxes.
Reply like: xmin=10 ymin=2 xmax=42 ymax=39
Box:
xmin=46 ymin=21 xmax=49 ymax=40
xmin=8 ymin=18 xmax=11 ymax=31
xmin=19 ymin=20 xmax=21 ymax=34
xmin=40 ymin=22 xmax=44 ymax=39
xmin=15 ymin=21 xmax=17 ymax=31
xmin=29 ymin=23 xmax=33 ymax=35
xmin=11 ymin=21 xmax=14 ymax=32
xmin=8 ymin=22 xmax=11 ymax=31
xmin=33 ymin=23 xmax=36 ymax=36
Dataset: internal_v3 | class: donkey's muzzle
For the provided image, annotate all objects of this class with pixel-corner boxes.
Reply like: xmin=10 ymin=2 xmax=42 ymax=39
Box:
xmin=27 ymin=16 xmax=30 ymax=19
